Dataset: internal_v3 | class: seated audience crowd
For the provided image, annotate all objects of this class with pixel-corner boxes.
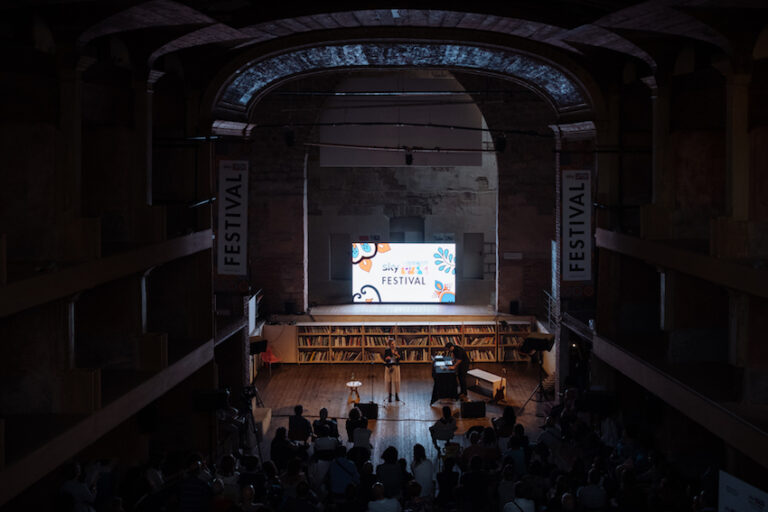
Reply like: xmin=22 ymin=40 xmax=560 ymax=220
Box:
xmin=55 ymin=395 xmax=720 ymax=512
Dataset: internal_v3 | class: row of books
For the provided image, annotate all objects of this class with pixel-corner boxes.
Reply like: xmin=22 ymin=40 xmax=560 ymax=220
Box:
xmin=432 ymin=335 xmax=460 ymax=345
xmin=298 ymin=336 xmax=328 ymax=347
xmin=467 ymin=349 xmax=496 ymax=361
xmin=400 ymin=349 xmax=431 ymax=362
xmin=301 ymin=326 xmax=521 ymax=337
xmin=298 ymin=326 xmax=331 ymax=334
xmin=334 ymin=327 xmax=362 ymax=334
xmin=332 ymin=336 xmax=362 ymax=346
xmin=297 ymin=346 xmax=529 ymax=363
xmin=365 ymin=338 xmax=389 ymax=347
xmin=332 ymin=351 xmax=363 ymax=362
xmin=464 ymin=326 xmax=495 ymax=333
xmin=365 ymin=327 xmax=394 ymax=334
xmin=366 ymin=352 xmax=384 ymax=362
xmin=398 ymin=336 xmax=429 ymax=346
xmin=299 ymin=351 xmax=329 ymax=361
xmin=431 ymin=326 xmax=462 ymax=334
xmin=465 ymin=336 xmax=496 ymax=346
xmin=398 ymin=327 xmax=429 ymax=334
xmin=499 ymin=335 xmax=527 ymax=345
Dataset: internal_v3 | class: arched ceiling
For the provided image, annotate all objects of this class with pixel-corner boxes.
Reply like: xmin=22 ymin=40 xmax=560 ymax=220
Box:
xmin=75 ymin=2 xmax=755 ymax=73
xmin=12 ymin=0 xmax=764 ymax=126
xmin=216 ymin=42 xmax=588 ymax=117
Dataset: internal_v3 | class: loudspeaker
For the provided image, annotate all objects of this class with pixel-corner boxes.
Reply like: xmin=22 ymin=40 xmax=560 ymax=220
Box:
xmin=521 ymin=332 xmax=555 ymax=352
xmin=460 ymin=400 xmax=486 ymax=418
xmin=250 ymin=339 xmax=267 ymax=355
xmin=357 ymin=402 xmax=379 ymax=420
xmin=510 ymin=300 xmax=519 ymax=315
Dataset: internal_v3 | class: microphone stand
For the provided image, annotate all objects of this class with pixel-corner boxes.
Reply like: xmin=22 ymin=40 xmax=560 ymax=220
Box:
xmin=370 ymin=359 xmax=375 ymax=404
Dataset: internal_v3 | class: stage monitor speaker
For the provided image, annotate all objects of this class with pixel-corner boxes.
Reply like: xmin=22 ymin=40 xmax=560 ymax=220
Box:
xmin=250 ymin=338 xmax=267 ymax=355
xmin=460 ymin=400 xmax=486 ymax=418
xmin=357 ymin=402 xmax=379 ymax=420
xmin=521 ymin=332 xmax=555 ymax=352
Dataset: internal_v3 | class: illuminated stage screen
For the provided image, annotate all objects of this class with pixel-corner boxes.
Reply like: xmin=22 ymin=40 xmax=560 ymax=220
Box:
xmin=352 ymin=243 xmax=456 ymax=303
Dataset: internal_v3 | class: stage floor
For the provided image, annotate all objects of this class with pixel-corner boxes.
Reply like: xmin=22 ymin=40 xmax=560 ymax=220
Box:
xmin=251 ymin=361 xmax=552 ymax=465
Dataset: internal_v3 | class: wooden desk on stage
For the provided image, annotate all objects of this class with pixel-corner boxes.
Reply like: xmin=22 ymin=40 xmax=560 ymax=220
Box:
xmin=431 ymin=356 xmax=457 ymax=403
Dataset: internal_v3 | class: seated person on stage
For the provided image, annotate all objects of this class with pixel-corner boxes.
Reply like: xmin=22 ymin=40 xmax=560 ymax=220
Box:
xmin=288 ymin=404 xmax=313 ymax=444
xmin=429 ymin=406 xmax=458 ymax=449
xmin=312 ymin=407 xmax=339 ymax=439
xmin=345 ymin=406 xmax=368 ymax=443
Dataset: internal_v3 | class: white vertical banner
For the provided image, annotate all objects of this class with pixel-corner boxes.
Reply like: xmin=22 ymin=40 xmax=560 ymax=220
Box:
xmin=217 ymin=160 xmax=248 ymax=275
xmin=562 ymin=170 xmax=591 ymax=281
xmin=719 ymin=470 xmax=768 ymax=512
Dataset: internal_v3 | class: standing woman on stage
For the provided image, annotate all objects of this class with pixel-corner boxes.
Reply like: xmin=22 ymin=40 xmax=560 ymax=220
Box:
xmin=384 ymin=337 xmax=401 ymax=402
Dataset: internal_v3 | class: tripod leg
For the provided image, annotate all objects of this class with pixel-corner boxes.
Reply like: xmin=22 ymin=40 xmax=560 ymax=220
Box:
xmin=253 ymin=387 xmax=264 ymax=408
xmin=520 ymin=383 xmax=542 ymax=412
xmin=520 ymin=351 xmax=552 ymax=413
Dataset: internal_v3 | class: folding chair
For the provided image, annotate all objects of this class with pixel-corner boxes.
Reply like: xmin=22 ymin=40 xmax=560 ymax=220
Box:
xmin=261 ymin=345 xmax=281 ymax=376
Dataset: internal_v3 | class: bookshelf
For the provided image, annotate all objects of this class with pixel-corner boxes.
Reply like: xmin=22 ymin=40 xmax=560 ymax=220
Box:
xmin=497 ymin=321 xmax=533 ymax=362
xmin=297 ymin=325 xmax=330 ymax=362
xmin=463 ymin=321 xmax=497 ymax=363
xmin=396 ymin=323 xmax=431 ymax=363
xmin=294 ymin=319 xmax=537 ymax=364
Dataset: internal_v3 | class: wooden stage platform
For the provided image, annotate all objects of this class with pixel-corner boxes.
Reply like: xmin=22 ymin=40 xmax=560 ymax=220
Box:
xmin=252 ymin=361 xmax=552 ymax=464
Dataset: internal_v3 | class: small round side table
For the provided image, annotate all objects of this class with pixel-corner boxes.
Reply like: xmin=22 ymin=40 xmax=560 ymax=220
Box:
xmin=346 ymin=380 xmax=362 ymax=405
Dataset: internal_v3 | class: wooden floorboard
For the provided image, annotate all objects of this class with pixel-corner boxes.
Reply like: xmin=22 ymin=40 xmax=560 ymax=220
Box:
xmin=251 ymin=362 xmax=551 ymax=466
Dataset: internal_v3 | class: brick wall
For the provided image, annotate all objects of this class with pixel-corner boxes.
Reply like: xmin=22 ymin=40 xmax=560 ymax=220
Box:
xmin=225 ymin=72 xmax=560 ymax=314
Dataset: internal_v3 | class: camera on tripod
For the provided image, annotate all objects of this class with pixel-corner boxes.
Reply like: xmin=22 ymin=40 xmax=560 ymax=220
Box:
xmin=519 ymin=332 xmax=555 ymax=412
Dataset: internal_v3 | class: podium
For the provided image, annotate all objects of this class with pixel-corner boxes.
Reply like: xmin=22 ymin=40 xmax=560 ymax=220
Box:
xmin=431 ymin=356 xmax=458 ymax=403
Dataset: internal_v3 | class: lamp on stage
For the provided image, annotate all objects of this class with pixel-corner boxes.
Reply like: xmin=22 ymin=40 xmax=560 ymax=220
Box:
xmin=519 ymin=332 xmax=555 ymax=414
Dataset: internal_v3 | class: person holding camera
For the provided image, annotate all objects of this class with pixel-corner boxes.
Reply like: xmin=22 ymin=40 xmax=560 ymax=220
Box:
xmin=383 ymin=338 xmax=401 ymax=402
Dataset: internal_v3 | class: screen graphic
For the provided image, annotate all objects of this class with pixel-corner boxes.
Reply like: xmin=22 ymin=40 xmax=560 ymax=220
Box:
xmin=352 ymin=243 xmax=456 ymax=303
